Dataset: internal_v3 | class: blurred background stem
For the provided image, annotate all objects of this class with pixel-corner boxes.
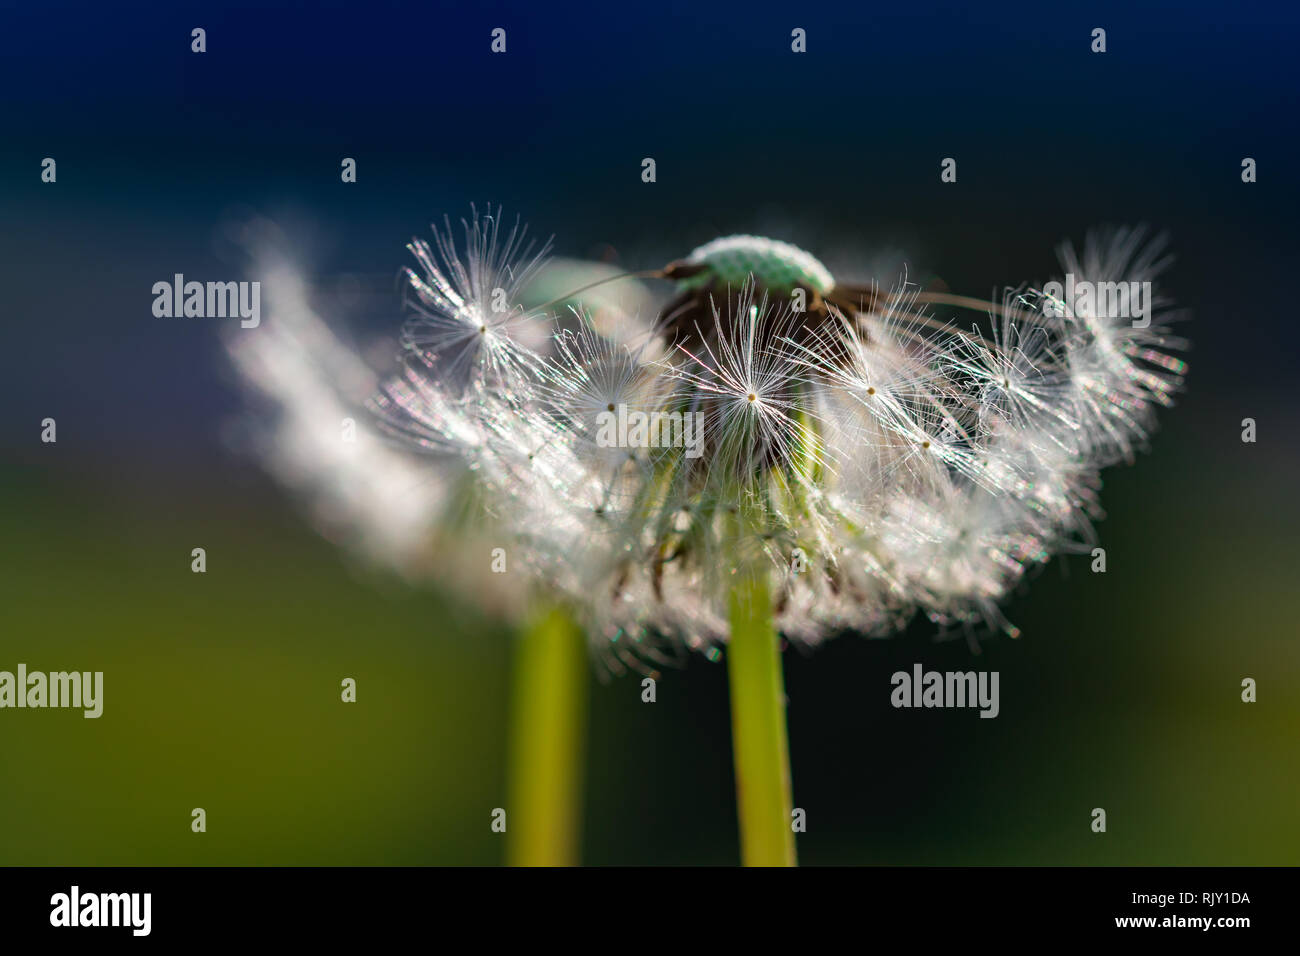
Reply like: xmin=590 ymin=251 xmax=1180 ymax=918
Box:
xmin=727 ymin=569 xmax=797 ymax=866
xmin=507 ymin=604 xmax=587 ymax=866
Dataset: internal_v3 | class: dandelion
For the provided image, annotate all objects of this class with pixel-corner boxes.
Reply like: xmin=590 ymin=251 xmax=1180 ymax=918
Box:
xmin=229 ymin=209 xmax=1187 ymax=866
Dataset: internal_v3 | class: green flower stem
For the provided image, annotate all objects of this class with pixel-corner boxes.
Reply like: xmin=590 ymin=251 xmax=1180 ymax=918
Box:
xmin=727 ymin=567 xmax=797 ymax=866
xmin=507 ymin=604 xmax=587 ymax=866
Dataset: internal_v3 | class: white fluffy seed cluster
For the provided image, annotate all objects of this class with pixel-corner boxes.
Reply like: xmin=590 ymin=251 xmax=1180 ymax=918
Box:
xmin=360 ymin=211 xmax=1187 ymax=670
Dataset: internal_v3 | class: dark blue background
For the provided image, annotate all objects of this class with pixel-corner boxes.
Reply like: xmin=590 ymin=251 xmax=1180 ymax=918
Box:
xmin=3 ymin=0 xmax=1297 ymax=457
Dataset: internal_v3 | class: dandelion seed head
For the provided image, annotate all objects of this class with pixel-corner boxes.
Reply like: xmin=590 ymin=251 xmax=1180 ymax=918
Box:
xmin=229 ymin=208 xmax=1189 ymax=671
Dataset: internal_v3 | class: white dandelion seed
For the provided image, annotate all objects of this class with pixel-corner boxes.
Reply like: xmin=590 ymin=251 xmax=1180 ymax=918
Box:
xmin=666 ymin=285 xmax=820 ymax=495
xmin=401 ymin=204 xmax=553 ymax=393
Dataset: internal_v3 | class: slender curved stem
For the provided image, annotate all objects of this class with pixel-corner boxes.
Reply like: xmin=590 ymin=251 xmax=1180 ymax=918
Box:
xmin=507 ymin=605 xmax=587 ymax=866
xmin=727 ymin=568 xmax=797 ymax=866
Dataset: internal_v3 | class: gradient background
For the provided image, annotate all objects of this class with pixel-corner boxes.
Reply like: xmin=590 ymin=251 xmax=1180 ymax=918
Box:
xmin=2 ymin=0 xmax=1297 ymax=864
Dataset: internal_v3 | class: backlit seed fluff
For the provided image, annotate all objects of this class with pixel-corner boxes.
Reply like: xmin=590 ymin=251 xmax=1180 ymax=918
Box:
xmin=233 ymin=210 xmax=1188 ymax=672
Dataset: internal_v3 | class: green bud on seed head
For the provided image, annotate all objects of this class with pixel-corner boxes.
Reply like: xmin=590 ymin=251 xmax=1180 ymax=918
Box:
xmin=676 ymin=235 xmax=835 ymax=295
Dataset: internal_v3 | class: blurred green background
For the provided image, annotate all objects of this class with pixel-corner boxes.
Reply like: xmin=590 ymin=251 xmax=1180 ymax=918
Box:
xmin=2 ymin=427 xmax=1296 ymax=864
xmin=2 ymin=0 xmax=1297 ymax=865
